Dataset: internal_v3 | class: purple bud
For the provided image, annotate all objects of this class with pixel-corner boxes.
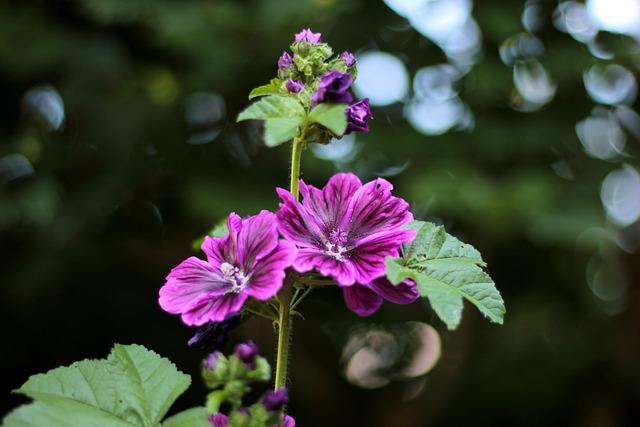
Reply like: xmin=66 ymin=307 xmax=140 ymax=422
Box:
xmin=278 ymin=52 xmax=293 ymax=70
xmin=340 ymin=51 xmax=356 ymax=67
xmin=311 ymin=70 xmax=353 ymax=105
xmin=188 ymin=312 xmax=241 ymax=350
xmin=208 ymin=413 xmax=228 ymax=427
xmin=294 ymin=28 xmax=322 ymax=44
xmin=234 ymin=341 xmax=259 ymax=367
xmin=203 ymin=351 xmax=221 ymax=371
xmin=345 ymin=98 xmax=373 ymax=134
xmin=261 ymin=388 xmax=289 ymax=411
xmin=286 ymin=79 xmax=304 ymax=93
xmin=279 ymin=415 xmax=296 ymax=427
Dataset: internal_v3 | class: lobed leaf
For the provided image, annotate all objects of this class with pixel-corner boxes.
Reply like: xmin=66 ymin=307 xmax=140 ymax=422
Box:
xmin=3 ymin=344 xmax=191 ymax=427
xmin=386 ymin=221 xmax=505 ymax=330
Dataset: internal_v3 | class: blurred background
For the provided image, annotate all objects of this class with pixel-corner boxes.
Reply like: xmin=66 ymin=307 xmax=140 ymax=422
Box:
xmin=1 ymin=0 xmax=640 ymax=425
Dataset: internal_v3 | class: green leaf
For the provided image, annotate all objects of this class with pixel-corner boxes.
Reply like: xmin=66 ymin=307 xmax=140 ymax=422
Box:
xmin=386 ymin=221 xmax=505 ymax=330
xmin=237 ymin=95 xmax=306 ymax=147
xmin=248 ymin=79 xmax=282 ymax=100
xmin=162 ymin=407 xmax=212 ymax=427
xmin=236 ymin=95 xmax=304 ymax=122
xmin=3 ymin=344 xmax=191 ymax=427
xmin=307 ymin=103 xmax=347 ymax=135
xmin=264 ymin=117 xmax=302 ymax=147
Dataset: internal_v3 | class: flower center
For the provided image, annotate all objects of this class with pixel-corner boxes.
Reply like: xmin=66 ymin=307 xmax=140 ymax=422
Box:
xmin=220 ymin=262 xmax=248 ymax=293
xmin=323 ymin=227 xmax=350 ymax=262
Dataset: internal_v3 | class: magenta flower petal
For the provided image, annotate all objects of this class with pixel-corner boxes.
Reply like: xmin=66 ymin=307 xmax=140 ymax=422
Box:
xmin=276 ymin=187 xmax=324 ymax=246
xmin=236 ymin=210 xmax=279 ymax=269
xmin=367 ymin=277 xmax=420 ymax=304
xmin=159 ymin=212 xmax=296 ymax=326
xmin=342 ymin=284 xmax=383 ymax=316
xmin=343 ymin=177 xmax=413 ymax=237
xmin=277 ymin=173 xmax=414 ymax=287
xmin=246 ymin=240 xmax=297 ymax=300
xmin=181 ymin=293 xmax=248 ymax=325
xmin=159 ymin=257 xmax=229 ymax=314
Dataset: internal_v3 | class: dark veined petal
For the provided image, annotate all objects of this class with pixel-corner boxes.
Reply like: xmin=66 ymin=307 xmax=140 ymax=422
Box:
xmin=159 ymin=257 xmax=229 ymax=317
xmin=342 ymin=284 xmax=384 ymax=316
xmin=181 ymin=293 xmax=248 ymax=326
xmin=246 ymin=240 xmax=297 ymax=300
xmin=299 ymin=173 xmax=362 ymax=230
xmin=342 ymin=178 xmax=413 ymax=239
xmin=292 ymin=248 xmax=358 ymax=285
xmin=350 ymin=228 xmax=416 ymax=284
xmin=365 ymin=277 xmax=420 ymax=304
xmin=236 ymin=210 xmax=279 ymax=270
xmin=276 ymin=187 xmax=324 ymax=247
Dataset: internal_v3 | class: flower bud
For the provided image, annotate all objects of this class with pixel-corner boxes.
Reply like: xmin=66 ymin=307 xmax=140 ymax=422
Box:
xmin=294 ymin=28 xmax=321 ymax=44
xmin=311 ymin=70 xmax=353 ymax=105
xmin=278 ymin=52 xmax=293 ymax=70
xmin=234 ymin=341 xmax=259 ymax=367
xmin=285 ymin=79 xmax=304 ymax=93
xmin=203 ymin=351 xmax=222 ymax=371
xmin=188 ymin=312 xmax=241 ymax=350
xmin=340 ymin=51 xmax=356 ymax=67
xmin=261 ymin=388 xmax=289 ymax=411
xmin=208 ymin=413 xmax=228 ymax=427
xmin=345 ymin=98 xmax=373 ymax=134
xmin=279 ymin=415 xmax=296 ymax=427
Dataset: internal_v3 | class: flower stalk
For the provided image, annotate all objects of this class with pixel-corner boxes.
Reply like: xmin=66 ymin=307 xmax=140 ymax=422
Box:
xmin=274 ymin=135 xmax=304 ymax=389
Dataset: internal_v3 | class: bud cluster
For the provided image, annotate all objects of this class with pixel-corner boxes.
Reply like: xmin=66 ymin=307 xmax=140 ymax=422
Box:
xmin=200 ymin=341 xmax=294 ymax=427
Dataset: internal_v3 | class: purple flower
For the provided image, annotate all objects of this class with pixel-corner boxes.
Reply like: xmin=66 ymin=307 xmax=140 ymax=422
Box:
xmin=208 ymin=413 xmax=228 ymax=427
xmin=278 ymin=52 xmax=293 ymax=70
xmin=276 ymin=173 xmax=415 ymax=286
xmin=261 ymin=388 xmax=289 ymax=411
xmin=286 ymin=78 xmax=304 ymax=93
xmin=277 ymin=415 xmax=296 ymax=427
xmin=203 ymin=351 xmax=222 ymax=370
xmin=311 ymin=70 xmax=353 ymax=105
xmin=234 ymin=341 xmax=259 ymax=367
xmin=187 ymin=312 xmax=242 ymax=349
xmin=340 ymin=51 xmax=356 ymax=67
xmin=343 ymin=278 xmax=419 ymax=316
xmin=159 ymin=211 xmax=297 ymax=326
xmin=345 ymin=98 xmax=373 ymax=134
xmin=294 ymin=28 xmax=321 ymax=44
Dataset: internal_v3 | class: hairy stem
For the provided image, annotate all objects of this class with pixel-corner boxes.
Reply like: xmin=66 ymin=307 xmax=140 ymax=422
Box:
xmin=274 ymin=136 xmax=304 ymax=390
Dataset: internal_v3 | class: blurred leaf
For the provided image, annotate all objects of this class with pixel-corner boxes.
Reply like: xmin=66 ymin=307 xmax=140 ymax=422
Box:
xmin=307 ymin=103 xmax=347 ymax=135
xmin=3 ymin=344 xmax=191 ymax=427
xmin=236 ymin=95 xmax=304 ymax=122
xmin=162 ymin=407 xmax=211 ymax=427
xmin=264 ymin=117 xmax=302 ymax=147
xmin=386 ymin=221 xmax=505 ymax=329
xmin=248 ymin=79 xmax=282 ymax=100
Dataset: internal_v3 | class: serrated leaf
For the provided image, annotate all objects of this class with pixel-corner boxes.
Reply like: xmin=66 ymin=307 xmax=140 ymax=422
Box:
xmin=3 ymin=344 xmax=191 ymax=427
xmin=162 ymin=407 xmax=212 ymax=427
xmin=386 ymin=221 xmax=505 ymax=330
xmin=236 ymin=95 xmax=304 ymax=122
xmin=108 ymin=344 xmax=191 ymax=425
xmin=307 ymin=103 xmax=347 ymax=135
xmin=248 ymin=79 xmax=282 ymax=100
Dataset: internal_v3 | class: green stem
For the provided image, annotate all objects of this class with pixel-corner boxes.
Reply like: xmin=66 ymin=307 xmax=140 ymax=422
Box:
xmin=274 ymin=136 xmax=304 ymax=390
